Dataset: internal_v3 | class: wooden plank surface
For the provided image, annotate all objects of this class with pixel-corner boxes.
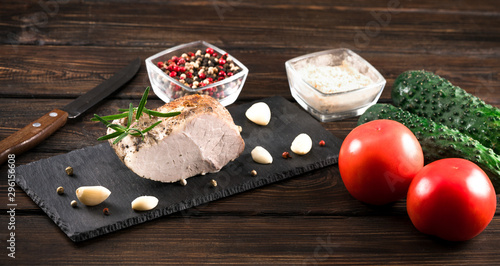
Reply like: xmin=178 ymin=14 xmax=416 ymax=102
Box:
xmin=1 ymin=0 xmax=500 ymax=264
xmin=7 ymin=215 xmax=500 ymax=264
xmin=1 ymin=46 xmax=498 ymax=106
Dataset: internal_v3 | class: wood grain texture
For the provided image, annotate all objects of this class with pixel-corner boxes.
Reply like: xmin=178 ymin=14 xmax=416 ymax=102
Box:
xmin=1 ymin=0 xmax=500 ymax=264
xmin=1 ymin=0 xmax=499 ymax=48
xmin=4 ymin=215 xmax=500 ymax=265
xmin=0 ymin=46 xmax=498 ymax=104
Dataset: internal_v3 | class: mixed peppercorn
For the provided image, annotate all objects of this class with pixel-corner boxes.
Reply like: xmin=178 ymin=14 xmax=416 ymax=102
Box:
xmin=156 ymin=47 xmax=242 ymax=100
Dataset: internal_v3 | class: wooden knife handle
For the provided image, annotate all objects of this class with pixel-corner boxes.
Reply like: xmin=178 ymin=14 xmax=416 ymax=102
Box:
xmin=0 ymin=109 xmax=68 ymax=165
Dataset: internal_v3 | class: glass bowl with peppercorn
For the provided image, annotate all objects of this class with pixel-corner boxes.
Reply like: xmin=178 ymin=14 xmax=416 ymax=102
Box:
xmin=146 ymin=40 xmax=248 ymax=106
xmin=285 ymin=48 xmax=386 ymax=122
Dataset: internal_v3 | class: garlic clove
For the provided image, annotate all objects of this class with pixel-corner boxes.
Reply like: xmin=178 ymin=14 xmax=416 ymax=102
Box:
xmin=131 ymin=196 xmax=159 ymax=211
xmin=251 ymin=146 xmax=273 ymax=164
xmin=75 ymin=186 xmax=111 ymax=206
xmin=245 ymin=102 xmax=271 ymax=126
xmin=291 ymin=133 xmax=313 ymax=155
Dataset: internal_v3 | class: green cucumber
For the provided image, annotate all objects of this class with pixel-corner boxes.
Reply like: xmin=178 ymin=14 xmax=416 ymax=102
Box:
xmin=392 ymin=70 xmax=500 ymax=155
xmin=358 ymin=104 xmax=500 ymax=193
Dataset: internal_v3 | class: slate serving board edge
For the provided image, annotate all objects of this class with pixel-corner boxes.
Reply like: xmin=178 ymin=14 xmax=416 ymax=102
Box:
xmin=16 ymin=96 xmax=342 ymax=242
xmin=17 ymin=147 xmax=339 ymax=242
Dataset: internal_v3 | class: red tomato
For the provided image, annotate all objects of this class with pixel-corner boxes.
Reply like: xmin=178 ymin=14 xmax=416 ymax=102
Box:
xmin=339 ymin=120 xmax=424 ymax=205
xmin=407 ymin=158 xmax=496 ymax=241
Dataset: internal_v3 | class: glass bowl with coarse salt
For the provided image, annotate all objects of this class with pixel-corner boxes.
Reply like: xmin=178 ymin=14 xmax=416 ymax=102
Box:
xmin=285 ymin=48 xmax=386 ymax=122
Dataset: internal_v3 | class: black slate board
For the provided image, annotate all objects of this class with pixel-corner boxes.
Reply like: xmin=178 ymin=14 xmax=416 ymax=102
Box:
xmin=16 ymin=96 xmax=342 ymax=242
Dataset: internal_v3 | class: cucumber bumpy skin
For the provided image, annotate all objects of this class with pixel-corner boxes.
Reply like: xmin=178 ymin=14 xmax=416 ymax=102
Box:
xmin=358 ymin=104 xmax=500 ymax=193
xmin=392 ymin=70 xmax=500 ymax=155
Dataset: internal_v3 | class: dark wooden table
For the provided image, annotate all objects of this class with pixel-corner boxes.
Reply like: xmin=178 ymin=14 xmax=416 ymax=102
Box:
xmin=1 ymin=0 xmax=500 ymax=264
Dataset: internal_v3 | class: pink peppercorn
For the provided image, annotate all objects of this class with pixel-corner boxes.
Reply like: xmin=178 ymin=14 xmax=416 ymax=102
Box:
xmin=227 ymin=72 xmax=234 ymax=77
xmin=199 ymin=73 xmax=206 ymax=79
xmin=219 ymin=71 xmax=226 ymax=77
xmin=177 ymin=58 xmax=186 ymax=65
xmin=169 ymin=71 xmax=177 ymax=77
xmin=157 ymin=61 xmax=164 ymax=68
xmin=206 ymin=48 xmax=214 ymax=55
xmin=218 ymin=58 xmax=226 ymax=65
xmin=212 ymin=52 xmax=218 ymax=58
xmin=179 ymin=66 xmax=186 ymax=73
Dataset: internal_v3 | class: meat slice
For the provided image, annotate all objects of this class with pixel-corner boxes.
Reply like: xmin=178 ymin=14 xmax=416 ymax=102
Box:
xmin=108 ymin=94 xmax=245 ymax=182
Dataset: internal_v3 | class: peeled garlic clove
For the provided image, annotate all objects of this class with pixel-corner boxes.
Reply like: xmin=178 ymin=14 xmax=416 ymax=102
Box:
xmin=291 ymin=133 xmax=313 ymax=155
xmin=131 ymin=196 xmax=159 ymax=211
xmin=75 ymin=186 xmax=111 ymax=206
xmin=245 ymin=102 xmax=271 ymax=126
xmin=251 ymin=146 xmax=273 ymax=164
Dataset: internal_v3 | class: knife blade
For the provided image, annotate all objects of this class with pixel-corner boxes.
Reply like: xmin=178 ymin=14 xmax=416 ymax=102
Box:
xmin=0 ymin=57 xmax=141 ymax=165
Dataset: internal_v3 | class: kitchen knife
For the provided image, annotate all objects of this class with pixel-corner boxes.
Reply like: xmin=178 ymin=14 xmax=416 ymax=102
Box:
xmin=0 ymin=57 xmax=141 ymax=165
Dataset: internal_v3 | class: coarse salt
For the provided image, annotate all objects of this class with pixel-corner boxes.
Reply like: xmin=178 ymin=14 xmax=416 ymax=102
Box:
xmin=298 ymin=63 xmax=372 ymax=94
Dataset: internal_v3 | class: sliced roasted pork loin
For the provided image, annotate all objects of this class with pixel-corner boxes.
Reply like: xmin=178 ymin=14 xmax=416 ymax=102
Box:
xmin=108 ymin=94 xmax=245 ymax=182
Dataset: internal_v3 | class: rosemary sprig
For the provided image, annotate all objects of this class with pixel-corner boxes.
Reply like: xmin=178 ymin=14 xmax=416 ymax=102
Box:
xmin=127 ymin=103 xmax=134 ymax=127
xmin=92 ymin=87 xmax=181 ymax=144
xmin=116 ymin=107 xmax=181 ymax=117
xmin=136 ymin=86 xmax=149 ymax=120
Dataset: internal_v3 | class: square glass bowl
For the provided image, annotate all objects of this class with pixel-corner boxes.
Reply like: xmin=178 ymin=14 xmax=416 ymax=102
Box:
xmin=285 ymin=48 xmax=386 ymax=122
xmin=146 ymin=41 xmax=248 ymax=106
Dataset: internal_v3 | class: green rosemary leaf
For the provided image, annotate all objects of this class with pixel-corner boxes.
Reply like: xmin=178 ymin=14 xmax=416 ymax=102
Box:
xmin=97 ymin=131 xmax=123 ymax=141
xmin=141 ymin=120 xmax=162 ymax=134
xmin=128 ymin=132 xmax=142 ymax=137
xmin=127 ymin=128 xmax=144 ymax=138
xmin=141 ymin=109 xmax=153 ymax=116
xmin=112 ymin=132 xmax=129 ymax=144
xmin=144 ymin=108 xmax=181 ymax=117
xmin=93 ymin=114 xmax=111 ymax=126
xmin=90 ymin=113 xmax=128 ymax=121
xmin=136 ymin=87 xmax=149 ymax=120
xmin=107 ymin=123 xmax=127 ymax=131
xmin=127 ymin=102 xmax=134 ymax=127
